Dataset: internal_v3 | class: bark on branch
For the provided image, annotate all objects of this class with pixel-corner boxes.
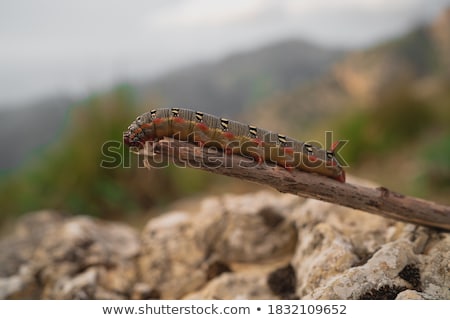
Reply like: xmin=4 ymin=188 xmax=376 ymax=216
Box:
xmin=138 ymin=138 xmax=450 ymax=231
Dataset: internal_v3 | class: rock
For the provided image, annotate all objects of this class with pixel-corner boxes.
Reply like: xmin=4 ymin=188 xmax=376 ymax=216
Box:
xmin=0 ymin=190 xmax=449 ymax=299
xmin=138 ymin=192 xmax=298 ymax=299
xmin=0 ymin=265 xmax=34 ymax=299
xmin=0 ymin=211 xmax=139 ymax=299
xmin=396 ymin=289 xmax=426 ymax=300
xmin=420 ymin=233 xmax=450 ymax=299
xmin=138 ymin=211 xmax=207 ymax=299
xmin=131 ymin=282 xmax=161 ymax=300
xmin=0 ymin=210 xmax=67 ymax=299
xmin=185 ymin=271 xmax=278 ymax=300
xmin=0 ymin=210 xmax=66 ymax=278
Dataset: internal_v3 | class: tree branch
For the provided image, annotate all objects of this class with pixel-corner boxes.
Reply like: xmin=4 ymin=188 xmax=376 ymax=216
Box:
xmin=138 ymin=138 xmax=450 ymax=231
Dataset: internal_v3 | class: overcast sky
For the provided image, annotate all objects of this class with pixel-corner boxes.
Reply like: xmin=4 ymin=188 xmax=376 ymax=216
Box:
xmin=1 ymin=0 xmax=449 ymax=107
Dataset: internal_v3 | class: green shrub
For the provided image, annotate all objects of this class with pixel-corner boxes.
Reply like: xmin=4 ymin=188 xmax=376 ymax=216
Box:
xmin=336 ymin=88 xmax=434 ymax=164
xmin=421 ymin=133 xmax=450 ymax=189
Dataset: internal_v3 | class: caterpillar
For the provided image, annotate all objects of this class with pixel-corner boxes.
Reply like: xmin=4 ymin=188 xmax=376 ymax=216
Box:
xmin=124 ymin=108 xmax=345 ymax=182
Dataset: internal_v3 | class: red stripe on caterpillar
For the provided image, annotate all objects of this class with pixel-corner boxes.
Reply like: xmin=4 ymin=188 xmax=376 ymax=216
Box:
xmin=124 ymin=108 xmax=346 ymax=182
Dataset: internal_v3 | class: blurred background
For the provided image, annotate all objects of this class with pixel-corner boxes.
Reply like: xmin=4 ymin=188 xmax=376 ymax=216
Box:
xmin=1 ymin=0 xmax=449 ymax=231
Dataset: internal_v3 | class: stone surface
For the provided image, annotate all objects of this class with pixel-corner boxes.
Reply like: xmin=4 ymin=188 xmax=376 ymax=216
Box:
xmin=0 ymin=211 xmax=140 ymax=299
xmin=138 ymin=192 xmax=298 ymax=299
xmin=185 ymin=271 xmax=278 ymax=300
xmin=0 ymin=191 xmax=449 ymax=299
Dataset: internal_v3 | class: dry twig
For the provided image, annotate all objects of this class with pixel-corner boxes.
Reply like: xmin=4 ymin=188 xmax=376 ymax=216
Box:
xmin=138 ymin=138 xmax=450 ymax=231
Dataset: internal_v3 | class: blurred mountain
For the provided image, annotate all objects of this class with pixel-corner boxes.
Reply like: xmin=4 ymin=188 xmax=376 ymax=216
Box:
xmin=333 ymin=8 xmax=449 ymax=104
xmin=0 ymin=96 xmax=74 ymax=171
xmin=431 ymin=7 xmax=450 ymax=74
xmin=252 ymin=8 xmax=450 ymax=134
xmin=136 ymin=39 xmax=344 ymax=117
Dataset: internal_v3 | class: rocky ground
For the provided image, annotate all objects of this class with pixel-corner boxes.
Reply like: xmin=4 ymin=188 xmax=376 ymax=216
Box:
xmin=0 ymin=190 xmax=448 ymax=299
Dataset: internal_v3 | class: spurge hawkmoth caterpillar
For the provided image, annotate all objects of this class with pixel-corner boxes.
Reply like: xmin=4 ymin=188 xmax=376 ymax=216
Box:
xmin=124 ymin=108 xmax=345 ymax=182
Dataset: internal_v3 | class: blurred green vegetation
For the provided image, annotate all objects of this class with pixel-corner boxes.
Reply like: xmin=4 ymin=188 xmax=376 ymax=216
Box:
xmin=336 ymin=87 xmax=434 ymax=163
xmin=421 ymin=133 xmax=450 ymax=191
xmin=333 ymin=81 xmax=450 ymax=201
xmin=0 ymin=85 xmax=219 ymax=224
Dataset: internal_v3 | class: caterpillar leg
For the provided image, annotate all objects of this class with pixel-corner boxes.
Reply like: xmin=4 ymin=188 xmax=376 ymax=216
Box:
xmin=336 ymin=171 xmax=346 ymax=183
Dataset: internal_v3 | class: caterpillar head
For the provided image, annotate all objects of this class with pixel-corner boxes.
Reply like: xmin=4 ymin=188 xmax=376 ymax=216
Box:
xmin=123 ymin=125 xmax=143 ymax=150
xmin=123 ymin=113 xmax=154 ymax=149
